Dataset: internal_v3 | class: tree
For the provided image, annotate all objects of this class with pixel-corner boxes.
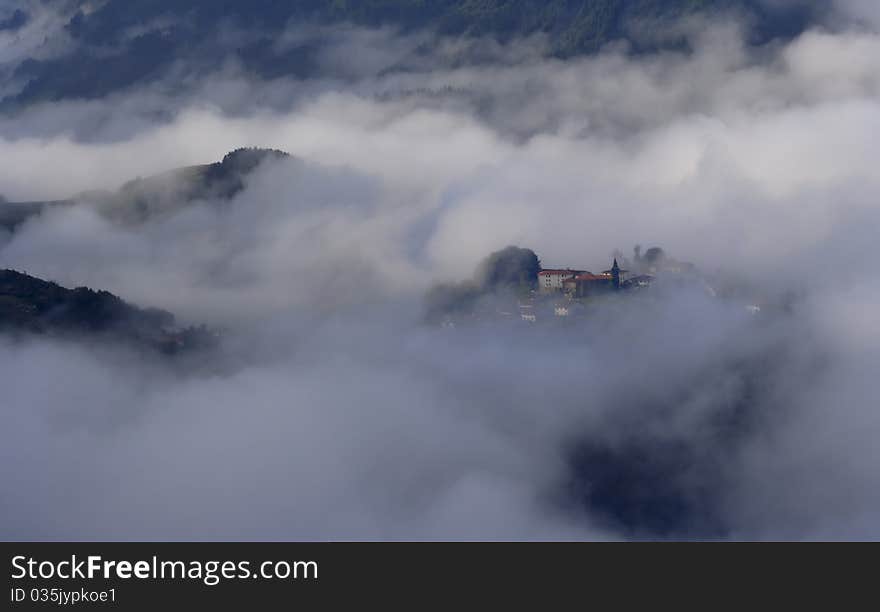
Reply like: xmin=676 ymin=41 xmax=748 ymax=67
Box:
xmin=424 ymin=281 xmax=482 ymax=323
xmin=643 ymin=247 xmax=666 ymax=265
xmin=474 ymin=246 xmax=541 ymax=291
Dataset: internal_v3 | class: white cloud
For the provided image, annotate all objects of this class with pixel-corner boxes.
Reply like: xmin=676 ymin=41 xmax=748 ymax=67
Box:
xmin=2 ymin=17 xmax=880 ymax=540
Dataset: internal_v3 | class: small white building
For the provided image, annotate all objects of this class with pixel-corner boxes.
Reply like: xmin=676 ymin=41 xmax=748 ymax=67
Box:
xmin=538 ymin=269 xmax=584 ymax=293
xmin=519 ymin=303 xmax=537 ymax=322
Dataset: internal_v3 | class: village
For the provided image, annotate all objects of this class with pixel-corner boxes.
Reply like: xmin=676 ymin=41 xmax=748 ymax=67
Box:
xmin=518 ymin=246 xmax=690 ymax=323
xmin=519 ymin=258 xmax=644 ymax=322
xmin=433 ymin=245 xmax=704 ymax=326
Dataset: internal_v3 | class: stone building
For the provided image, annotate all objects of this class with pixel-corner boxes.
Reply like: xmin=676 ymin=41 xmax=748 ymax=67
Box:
xmin=538 ymin=269 xmax=584 ymax=293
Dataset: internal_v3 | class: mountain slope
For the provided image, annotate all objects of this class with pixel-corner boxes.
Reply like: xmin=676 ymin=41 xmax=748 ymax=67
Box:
xmin=0 ymin=148 xmax=291 ymax=230
xmin=0 ymin=269 xmax=215 ymax=353
xmin=3 ymin=0 xmax=827 ymax=108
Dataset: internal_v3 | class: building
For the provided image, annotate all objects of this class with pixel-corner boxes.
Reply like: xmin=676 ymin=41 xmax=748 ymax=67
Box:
xmin=621 ymin=275 xmax=654 ymax=290
xmin=541 ymin=258 xmax=639 ymax=298
xmin=519 ymin=303 xmax=537 ymax=322
xmin=602 ymin=258 xmax=629 ymax=290
xmin=565 ymin=272 xmax=613 ymax=298
xmin=538 ymin=269 xmax=584 ymax=293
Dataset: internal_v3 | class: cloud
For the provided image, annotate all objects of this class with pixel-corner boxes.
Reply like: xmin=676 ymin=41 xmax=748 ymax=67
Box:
xmin=0 ymin=0 xmax=81 ymax=100
xmin=1 ymin=14 xmax=880 ymax=540
xmin=831 ymin=0 xmax=880 ymax=28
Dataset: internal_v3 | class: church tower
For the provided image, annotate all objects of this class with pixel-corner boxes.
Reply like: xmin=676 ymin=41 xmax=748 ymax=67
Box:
xmin=611 ymin=258 xmax=621 ymax=290
xmin=603 ymin=257 xmax=628 ymax=291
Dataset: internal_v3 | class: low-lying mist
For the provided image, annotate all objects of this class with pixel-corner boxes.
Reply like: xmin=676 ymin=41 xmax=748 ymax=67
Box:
xmin=2 ymin=5 xmax=879 ymax=540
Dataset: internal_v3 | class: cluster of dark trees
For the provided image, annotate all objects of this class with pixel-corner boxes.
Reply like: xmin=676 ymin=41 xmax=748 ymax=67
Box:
xmin=475 ymin=245 xmax=542 ymax=290
xmin=425 ymin=245 xmax=541 ymax=322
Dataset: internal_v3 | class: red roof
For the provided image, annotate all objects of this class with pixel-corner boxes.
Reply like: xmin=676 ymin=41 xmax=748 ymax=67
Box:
xmin=539 ymin=269 xmax=584 ymax=276
xmin=574 ymin=273 xmax=611 ymax=281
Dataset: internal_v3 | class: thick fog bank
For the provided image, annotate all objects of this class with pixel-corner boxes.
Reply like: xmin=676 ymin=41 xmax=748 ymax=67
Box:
xmin=2 ymin=8 xmax=879 ymax=539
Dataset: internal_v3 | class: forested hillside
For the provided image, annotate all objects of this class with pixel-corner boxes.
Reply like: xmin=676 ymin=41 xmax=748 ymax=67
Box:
xmin=0 ymin=269 xmax=216 ymax=353
xmin=2 ymin=0 xmax=824 ymax=107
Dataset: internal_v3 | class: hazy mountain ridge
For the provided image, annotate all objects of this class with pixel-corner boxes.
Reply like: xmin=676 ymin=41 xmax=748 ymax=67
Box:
xmin=0 ymin=147 xmax=291 ymax=229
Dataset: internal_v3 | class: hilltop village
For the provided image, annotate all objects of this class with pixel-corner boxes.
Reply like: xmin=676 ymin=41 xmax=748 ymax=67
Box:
xmin=425 ymin=245 xmax=703 ymax=325
xmin=523 ymin=246 xmax=702 ymax=323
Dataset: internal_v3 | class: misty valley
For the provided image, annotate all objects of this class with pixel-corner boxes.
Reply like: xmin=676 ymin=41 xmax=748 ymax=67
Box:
xmin=0 ymin=149 xmax=827 ymax=540
xmin=1 ymin=0 xmax=879 ymax=542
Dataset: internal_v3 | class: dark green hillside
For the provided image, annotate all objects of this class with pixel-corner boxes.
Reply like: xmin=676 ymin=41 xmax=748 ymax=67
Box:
xmin=0 ymin=269 xmax=216 ymax=354
xmin=0 ymin=269 xmax=171 ymax=333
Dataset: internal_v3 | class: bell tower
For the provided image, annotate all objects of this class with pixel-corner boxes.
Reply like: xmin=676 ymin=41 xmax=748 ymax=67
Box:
xmin=611 ymin=258 xmax=621 ymax=290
